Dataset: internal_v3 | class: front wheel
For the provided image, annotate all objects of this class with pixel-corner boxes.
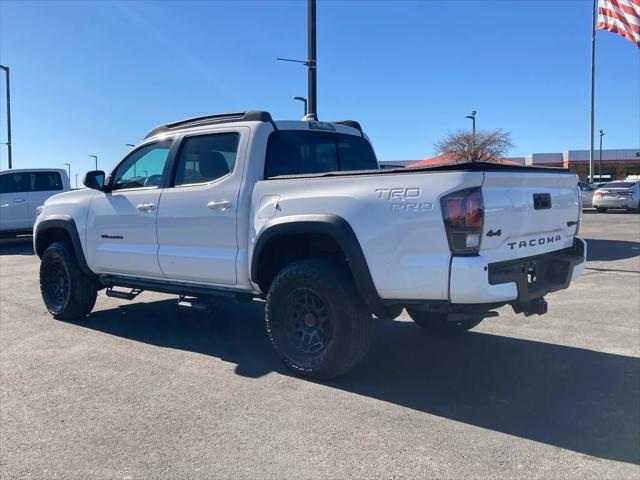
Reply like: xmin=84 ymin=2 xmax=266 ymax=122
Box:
xmin=40 ymin=242 xmax=98 ymax=320
xmin=265 ymin=259 xmax=372 ymax=379
xmin=407 ymin=309 xmax=483 ymax=336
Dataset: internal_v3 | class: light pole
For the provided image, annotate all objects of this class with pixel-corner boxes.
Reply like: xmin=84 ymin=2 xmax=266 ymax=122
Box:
xmin=599 ymin=129 xmax=605 ymax=182
xmin=63 ymin=163 xmax=71 ymax=182
xmin=89 ymin=154 xmax=98 ymax=170
xmin=276 ymin=0 xmax=317 ymax=119
xmin=75 ymin=173 xmax=78 ymax=189
xmin=465 ymin=110 xmax=477 ymax=161
xmin=292 ymin=96 xmax=308 ymax=116
xmin=0 ymin=64 xmax=12 ymax=169
xmin=465 ymin=110 xmax=477 ymax=137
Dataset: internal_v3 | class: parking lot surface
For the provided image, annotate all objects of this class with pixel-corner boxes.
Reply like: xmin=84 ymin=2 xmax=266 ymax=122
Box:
xmin=1 ymin=212 xmax=639 ymax=479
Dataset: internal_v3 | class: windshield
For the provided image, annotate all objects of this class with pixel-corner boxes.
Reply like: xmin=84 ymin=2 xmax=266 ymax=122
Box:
xmin=602 ymin=182 xmax=637 ymax=189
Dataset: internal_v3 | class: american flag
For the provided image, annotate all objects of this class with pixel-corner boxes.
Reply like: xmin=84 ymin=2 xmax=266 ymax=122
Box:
xmin=597 ymin=0 xmax=640 ymax=47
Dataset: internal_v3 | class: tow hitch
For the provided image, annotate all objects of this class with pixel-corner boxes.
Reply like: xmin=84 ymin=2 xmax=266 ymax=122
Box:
xmin=512 ymin=297 xmax=548 ymax=317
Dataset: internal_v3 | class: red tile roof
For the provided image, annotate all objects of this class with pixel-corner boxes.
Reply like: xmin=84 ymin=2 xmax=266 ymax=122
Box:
xmin=409 ymin=153 xmax=522 ymax=168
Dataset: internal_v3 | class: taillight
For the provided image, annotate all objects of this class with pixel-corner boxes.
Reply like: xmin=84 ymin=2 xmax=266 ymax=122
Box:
xmin=594 ymin=191 xmax=604 ymax=197
xmin=441 ymin=187 xmax=484 ymax=254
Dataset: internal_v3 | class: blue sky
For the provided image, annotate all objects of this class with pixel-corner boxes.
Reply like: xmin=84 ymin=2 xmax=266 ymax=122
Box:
xmin=0 ymin=0 xmax=638 ymax=179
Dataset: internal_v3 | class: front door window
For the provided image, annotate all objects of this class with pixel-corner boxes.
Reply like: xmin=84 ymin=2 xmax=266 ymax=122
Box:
xmin=111 ymin=141 xmax=172 ymax=191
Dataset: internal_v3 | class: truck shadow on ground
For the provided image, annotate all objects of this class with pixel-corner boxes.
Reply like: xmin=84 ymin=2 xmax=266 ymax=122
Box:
xmin=585 ymin=238 xmax=640 ymax=262
xmin=79 ymin=297 xmax=639 ymax=465
xmin=0 ymin=237 xmax=34 ymax=256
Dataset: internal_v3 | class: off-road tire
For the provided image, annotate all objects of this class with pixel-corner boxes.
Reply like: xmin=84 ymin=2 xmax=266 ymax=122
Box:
xmin=265 ymin=259 xmax=372 ymax=379
xmin=407 ymin=309 xmax=483 ymax=336
xmin=40 ymin=242 xmax=97 ymax=320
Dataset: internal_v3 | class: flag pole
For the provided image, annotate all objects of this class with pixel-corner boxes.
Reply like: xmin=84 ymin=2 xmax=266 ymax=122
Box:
xmin=589 ymin=0 xmax=597 ymax=183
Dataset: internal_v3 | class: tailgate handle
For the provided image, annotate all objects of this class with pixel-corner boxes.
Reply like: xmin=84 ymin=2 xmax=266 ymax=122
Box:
xmin=567 ymin=220 xmax=578 ymax=227
xmin=533 ymin=193 xmax=552 ymax=210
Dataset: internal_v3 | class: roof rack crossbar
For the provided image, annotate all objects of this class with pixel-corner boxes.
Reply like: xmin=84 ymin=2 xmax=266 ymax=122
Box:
xmin=144 ymin=111 xmax=275 ymax=139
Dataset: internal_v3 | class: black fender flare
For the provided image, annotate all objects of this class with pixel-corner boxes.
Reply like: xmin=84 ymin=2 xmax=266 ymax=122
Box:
xmin=251 ymin=214 xmax=385 ymax=314
xmin=34 ymin=215 xmax=93 ymax=275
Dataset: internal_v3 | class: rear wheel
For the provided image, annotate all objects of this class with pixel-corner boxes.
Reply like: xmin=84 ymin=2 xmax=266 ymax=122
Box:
xmin=596 ymin=207 xmax=608 ymax=213
xmin=265 ymin=259 xmax=372 ymax=379
xmin=407 ymin=309 xmax=483 ymax=336
xmin=40 ymin=242 xmax=97 ymax=320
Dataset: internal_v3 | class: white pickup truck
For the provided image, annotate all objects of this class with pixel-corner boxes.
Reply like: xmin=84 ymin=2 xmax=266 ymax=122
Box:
xmin=34 ymin=111 xmax=586 ymax=378
xmin=1 ymin=168 xmax=70 ymax=237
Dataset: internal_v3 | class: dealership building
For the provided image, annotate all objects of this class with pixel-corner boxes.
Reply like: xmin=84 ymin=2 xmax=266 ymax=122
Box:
xmin=506 ymin=148 xmax=640 ymax=182
xmin=392 ymin=148 xmax=640 ymax=182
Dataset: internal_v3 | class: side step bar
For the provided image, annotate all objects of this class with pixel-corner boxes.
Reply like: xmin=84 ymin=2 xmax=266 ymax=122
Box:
xmin=99 ymin=275 xmax=254 ymax=303
xmin=177 ymin=295 xmax=220 ymax=312
xmin=105 ymin=287 xmax=143 ymax=301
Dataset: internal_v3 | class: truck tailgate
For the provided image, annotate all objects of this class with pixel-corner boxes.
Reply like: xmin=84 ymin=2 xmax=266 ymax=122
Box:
xmin=481 ymin=171 xmax=580 ymax=262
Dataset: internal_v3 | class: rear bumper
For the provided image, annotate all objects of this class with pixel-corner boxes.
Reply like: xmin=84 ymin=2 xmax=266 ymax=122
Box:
xmin=593 ymin=196 xmax=636 ymax=208
xmin=449 ymin=238 xmax=586 ymax=304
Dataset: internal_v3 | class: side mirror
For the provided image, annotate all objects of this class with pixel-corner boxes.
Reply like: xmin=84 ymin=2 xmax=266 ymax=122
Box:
xmin=83 ymin=170 xmax=106 ymax=190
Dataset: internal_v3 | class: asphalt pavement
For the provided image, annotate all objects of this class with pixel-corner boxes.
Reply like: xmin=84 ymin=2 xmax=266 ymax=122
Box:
xmin=1 ymin=212 xmax=639 ymax=479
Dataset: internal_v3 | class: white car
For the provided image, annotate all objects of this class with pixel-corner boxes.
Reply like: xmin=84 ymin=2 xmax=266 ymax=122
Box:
xmin=593 ymin=181 xmax=640 ymax=212
xmin=0 ymin=168 xmax=70 ymax=237
xmin=33 ymin=112 xmax=586 ymax=378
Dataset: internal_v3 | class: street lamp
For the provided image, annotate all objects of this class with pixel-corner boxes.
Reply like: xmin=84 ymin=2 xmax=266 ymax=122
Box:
xmin=63 ymin=163 xmax=71 ymax=182
xmin=0 ymin=64 xmax=12 ymax=169
xmin=465 ymin=110 xmax=477 ymax=137
xmin=465 ymin=110 xmax=477 ymax=161
xmin=276 ymin=0 xmax=318 ymax=119
xmin=599 ymin=129 xmax=605 ymax=182
xmin=75 ymin=173 xmax=78 ymax=189
xmin=89 ymin=154 xmax=98 ymax=170
xmin=292 ymin=96 xmax=308 ymax=116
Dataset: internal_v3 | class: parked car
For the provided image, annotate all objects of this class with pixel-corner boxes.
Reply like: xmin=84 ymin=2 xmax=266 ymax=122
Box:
xmin=0 ymin=168 xmax=70 ymax=237
xmin=593 ymin=181 xmax=640 ymax=213
xmin=33 ymin=111 xmax=586 ymax=379
xmin=578 ymin=182 xmax=595 ymax=208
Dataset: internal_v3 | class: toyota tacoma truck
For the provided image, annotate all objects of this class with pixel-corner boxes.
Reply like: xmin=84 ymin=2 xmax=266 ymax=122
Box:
xmin=33 ymin=111 xmax=586 ymax=379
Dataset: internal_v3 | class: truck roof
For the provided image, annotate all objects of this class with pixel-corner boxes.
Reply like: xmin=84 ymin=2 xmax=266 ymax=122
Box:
xmin=0 ymin=168 xmax=67 ymax=175
xmin=143 ymin=111 xmax=364 ymax=141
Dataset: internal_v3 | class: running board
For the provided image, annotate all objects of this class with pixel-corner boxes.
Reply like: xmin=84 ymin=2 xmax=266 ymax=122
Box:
xmin=177 ymin=295 xmax=219 ymax=312
xmin=106 ymin=287 xmax=143 ymax=301
xmin=99 ymin=275 xmax=254 ymax=303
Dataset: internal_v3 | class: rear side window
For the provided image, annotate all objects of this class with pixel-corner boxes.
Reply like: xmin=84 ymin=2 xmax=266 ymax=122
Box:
xmin=0 ymin=173 xmax=29 ymax=193
xmin=174 ymin=133 xmax=239 ymax=186
xmin=30 ymin=172 xmax=63 ymax=192
xmin=0 ymin=171 xmax=63 ymax=193
xmin=265 ymin=130 xmax=377 ymax=178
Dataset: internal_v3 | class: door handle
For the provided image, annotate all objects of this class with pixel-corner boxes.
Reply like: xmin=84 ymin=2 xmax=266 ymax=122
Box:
xmin=136 ymin=203 xmax=156 ymax=212
xmin=207 ymin=200 xmax=232 ymax=211
xmin=13 ymin=198 xmax=25 ymax=203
